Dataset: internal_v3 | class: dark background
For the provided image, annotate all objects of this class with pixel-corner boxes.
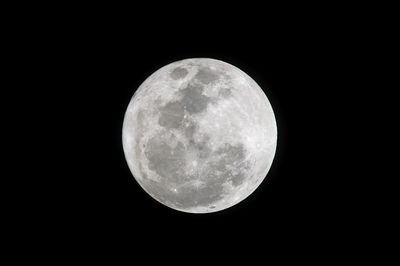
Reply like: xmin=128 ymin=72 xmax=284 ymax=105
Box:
xmin=16 ymin=4 xmax=379 ymax=260
xmin=65 ymin=28 xmax=349 ymax=245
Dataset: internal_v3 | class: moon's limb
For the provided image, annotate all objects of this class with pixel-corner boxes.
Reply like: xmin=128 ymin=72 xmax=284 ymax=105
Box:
xmin=122 ymin=58 xmax=277 ymax=213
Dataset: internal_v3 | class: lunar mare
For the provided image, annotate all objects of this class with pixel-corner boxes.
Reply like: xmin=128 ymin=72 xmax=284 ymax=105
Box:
xmin=122 ymin=58 xmax=277 ymax=213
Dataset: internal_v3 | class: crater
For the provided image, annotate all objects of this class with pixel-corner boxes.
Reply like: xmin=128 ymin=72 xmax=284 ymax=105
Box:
xmin=195 ymin=67 xmax=220 ymax=84
xmin=170 ymin=67 xmax=188 ymax=80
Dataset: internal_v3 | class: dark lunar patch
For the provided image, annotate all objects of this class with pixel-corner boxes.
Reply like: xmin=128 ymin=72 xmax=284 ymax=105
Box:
xmin=158 ymin=101 xmax=184 ymax=128
xmin=170 ymin=67 xmax=188 ymax=80
xmin=195 ymin=67 xmax=220 ymax=84
xmin=231 ymin=172 xmax=245 ymax=186
xmin=142 ymin=134 xmax=226 ymax=209
xmin=142 ymin=138 xmax=247 ymax=210
xmin=181 ymin=84 xmax=210 ymax=114
xmin=194 ymin=140 xmax=212 ymax=159
xmin=219 ymin=88 xmax=232 ymax=98
xmin=184 ymin=121 xmax=197 ymax=140
xmin=144 ymin=137 xmax=186 ymax=182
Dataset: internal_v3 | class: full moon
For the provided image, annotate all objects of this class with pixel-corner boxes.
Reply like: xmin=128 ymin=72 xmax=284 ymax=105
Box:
xmin=122 ymin=58 xmax=277 ymax=213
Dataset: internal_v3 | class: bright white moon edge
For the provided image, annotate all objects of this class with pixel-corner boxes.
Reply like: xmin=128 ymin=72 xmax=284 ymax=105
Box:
xmin=122 ymin=58 xmax=277 ymax=213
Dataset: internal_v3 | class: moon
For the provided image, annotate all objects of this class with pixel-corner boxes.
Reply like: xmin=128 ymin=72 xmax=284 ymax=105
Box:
xmin=122 ymin=58 xmax=277 ymax=213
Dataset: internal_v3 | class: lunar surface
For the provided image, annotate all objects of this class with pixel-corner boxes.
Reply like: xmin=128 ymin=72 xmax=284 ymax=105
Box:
xmin=122 ymin=58 xmax=277 ymax=213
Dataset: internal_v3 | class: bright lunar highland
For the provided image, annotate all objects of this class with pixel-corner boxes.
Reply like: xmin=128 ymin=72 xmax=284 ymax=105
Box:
xmin=122 ymin=58 xmax=277 ymax=213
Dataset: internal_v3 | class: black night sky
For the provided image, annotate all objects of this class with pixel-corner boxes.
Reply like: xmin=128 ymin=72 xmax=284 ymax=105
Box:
xmin=20 ymin=4 xmax=376 ymax=261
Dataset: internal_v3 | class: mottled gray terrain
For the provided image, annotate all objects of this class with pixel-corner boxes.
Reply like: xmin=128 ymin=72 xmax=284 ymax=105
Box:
xmin=122 ymin=58 xmax=277 ymax=213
